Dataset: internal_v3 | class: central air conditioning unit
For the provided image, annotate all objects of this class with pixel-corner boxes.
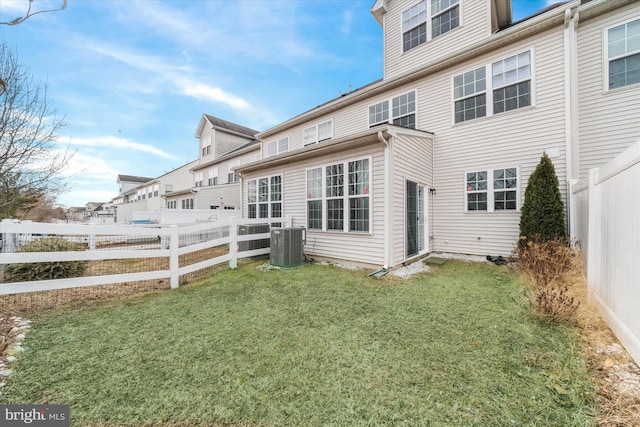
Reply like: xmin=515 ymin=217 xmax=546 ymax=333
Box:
xmin=238 ymin=223 xmax=270 ymax=252
xmin=270 ymin=227 xmax=305 ymax=268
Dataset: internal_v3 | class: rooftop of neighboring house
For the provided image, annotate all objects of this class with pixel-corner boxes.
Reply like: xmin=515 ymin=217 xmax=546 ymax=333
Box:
xmin=117 ymin=174 xmax=154 ymax=184
xmin=203 ymin=114 xmax=259 ymax=138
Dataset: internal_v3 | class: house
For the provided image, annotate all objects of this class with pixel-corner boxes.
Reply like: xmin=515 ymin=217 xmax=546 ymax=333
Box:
xmin=233 ymin=0 xmax=640 ymax=269
xmin=186 ymin=114 xmax=261 ymax=211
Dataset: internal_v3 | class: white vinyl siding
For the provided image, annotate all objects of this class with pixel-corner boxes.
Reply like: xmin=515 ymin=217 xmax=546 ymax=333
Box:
xmin=577 ymin=3 xmax=640 ymax=179
xmin=385 ymin=0 xmax=485 ymax=80
xmin=606 ymin=18 xmax=640 ymax=90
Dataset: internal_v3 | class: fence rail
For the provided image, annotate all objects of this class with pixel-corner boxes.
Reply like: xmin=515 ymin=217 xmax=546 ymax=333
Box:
xmin=0 ymin=216 xmax=289 ymax=296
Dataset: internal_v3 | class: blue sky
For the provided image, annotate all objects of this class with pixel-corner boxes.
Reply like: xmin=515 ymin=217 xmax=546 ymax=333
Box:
xmin=1 ymin=0 xmax=554 ymax=207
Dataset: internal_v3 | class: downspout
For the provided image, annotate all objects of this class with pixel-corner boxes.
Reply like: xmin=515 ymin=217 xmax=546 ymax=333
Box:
xmin=563 ymin=7 xmax=580 ymax=238
xmin=378 ymin=130 xmax=392 ymax=269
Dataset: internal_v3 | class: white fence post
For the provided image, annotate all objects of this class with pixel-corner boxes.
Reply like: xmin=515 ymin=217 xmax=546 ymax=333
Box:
xmin=586 ymin=168 xmax=600 ymax=303
xmin=229 ymin=216 xmax=238 ymax=269
xmin=284 ymin=215 xmax=292 ymax=228
xmin=169 ymin=225 xmax=179 ymax=289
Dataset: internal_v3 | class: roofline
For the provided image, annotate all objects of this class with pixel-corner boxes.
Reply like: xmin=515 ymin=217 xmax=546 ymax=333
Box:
xmin=258 ymin=0 xmax=582 ymax=139
xmin=237 ymin=125 xmax=433 ymax=174
xmin=190 ymin=143 xmax=261 ymax=172
xmin=195 ymin=114 xmax=259 ymax=139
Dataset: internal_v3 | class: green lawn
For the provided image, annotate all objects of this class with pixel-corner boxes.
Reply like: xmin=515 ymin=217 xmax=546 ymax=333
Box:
xmin=3 ymin=260 xmax=596 ymax=426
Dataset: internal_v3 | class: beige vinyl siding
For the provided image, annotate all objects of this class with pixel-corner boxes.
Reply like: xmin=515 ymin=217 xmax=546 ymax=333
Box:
xmin=576 ymin=2 xmax=640 ymax=180
xmin=383 ymin=0 xmax=490 ymax=80
xmin=242 ymin=144 xmax=387 ymax=266
xmin=195 ymin=184 xmax=241 ymax=210
xmin=425 ymin=28 xmax=568 ymax=256
xmin=391 ymin=133 xmax=434 ymax=266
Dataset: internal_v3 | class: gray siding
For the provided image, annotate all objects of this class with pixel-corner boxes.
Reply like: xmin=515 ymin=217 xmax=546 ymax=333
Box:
xmin=577 ymin=2 xmax=640 ymax=179
xmin=383 ymin=0 xmax=490 ymax=80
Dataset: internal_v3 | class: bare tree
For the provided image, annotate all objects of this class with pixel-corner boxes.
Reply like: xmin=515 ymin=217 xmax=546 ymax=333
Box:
xmin=0 ymin=0 xmax=67 ymax=26
xmin=0 ymin=41 xmax=72 ymax=219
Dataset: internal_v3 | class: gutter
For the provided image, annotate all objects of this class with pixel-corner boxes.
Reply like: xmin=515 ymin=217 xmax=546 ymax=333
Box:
xmin=564 ymin=6 xmax=580 ymax=238
xmin=377 ymin=130 xmax=392 ymax=269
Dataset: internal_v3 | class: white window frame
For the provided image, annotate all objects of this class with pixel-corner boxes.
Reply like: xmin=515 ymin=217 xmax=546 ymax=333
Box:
xmin=452 ymin=49 xmax=534 ymax=124
xmin=181 ymin=198 xmax=194 ymax=210
xmin=401 ymin=0 xmax=461 ymax=53
xmin=604 ymin=17 xmax=640 ymax=91
xmin=463 ymin=167 xmax=520 ymax=213
xmin=153 ymin=184 xmax=159 ymax=197
xmin=247 ymin=175 xmax=283 ymax=220
xmin=267 ymin=136 xmax=289 ymax=156
xmin=167 ymin=200 xmax=177 ymax=209
xmin=202 ymin=135 xmax=212 ymax=157
xmin=165 ymin=184 xmax=173 ymax=194
xmin=303 ymin=120 xmax=333 ymax=146
xmin=368 ymin=90 xmax=417 ymax=128
xmin=304 ymin=156 xmax=372 ymax=233
xmin=208 ymin=167 xmax=218 ymax=186
xmin=194 ymin=171 xmax=204 ymax=188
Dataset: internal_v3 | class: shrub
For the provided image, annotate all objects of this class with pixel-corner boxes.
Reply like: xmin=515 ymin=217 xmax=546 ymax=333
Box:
xmin=514 ymin=237 xmax=580 ymax=323
xmin=519 ymin=153 xmax=567 ymax=243
xmin=4 ymin=237 xmax=88 ymax=282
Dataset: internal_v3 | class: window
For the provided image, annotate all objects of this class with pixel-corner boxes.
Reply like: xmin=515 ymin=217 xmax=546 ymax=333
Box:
xmin=202 ymin=136 xmax=212 ymax=157
xmin=304 ymin=120 xmax=333 ymax=146
xmin=194 ymin=172 xmax=204 ymax=187
xmin=465 ymin=167 xmax=518 ymax=212
xmin=431 ymin=0 xmax=459 ymax=38
xmin=228 ymin=173 xmax=239 ymax=183
xmin=165 ymin=184 xmax=173 ymax=194
xmin=167 ymin=200 xmax=177 ymax=209
xmin=208 ymin=167 xmax=218 ymax=186
xmin=453 ymin=50 xmax=532 ymax=123
xmin=492 ymin=51 xmax=531 ymax=113
xmin=402 ymin=0 xmax=459 ymax=53
xmin=607 ymin=18 xmax=640 ymax=89
xmin=454 ymin=67 xmax=486 ymax=123
xmin=153 ymin=184 xmax=159 ymax=197
xmin=247 ymin=175 xmax=283 ymax=219
xmin=267 ymin=136 xmax=289 ymax=156
xmin=305 ymin=158 xmax=370 ymax=232
xmin=369 ymin=91 xmax=416 ymax=128
xmin=181 ymin=198 xmax=194 ymax=210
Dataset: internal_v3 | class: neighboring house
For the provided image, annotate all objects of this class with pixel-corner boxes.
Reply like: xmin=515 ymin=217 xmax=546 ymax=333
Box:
xmin=188 ymin=114 xmax=261 ymax=210
xmin=114 ymin=161 xmax=197 ymax=223
xmin=234 ymin=0 xmax=640 ymax=269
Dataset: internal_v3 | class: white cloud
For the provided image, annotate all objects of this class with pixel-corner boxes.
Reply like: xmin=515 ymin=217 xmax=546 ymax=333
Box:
xmin=179 ymin=82 xmax=252 ymax=112
xmin=341 ymin=10 xmax=353 ymax=35
xmin=66 ymin=135 xmax=179 ymax=160
xmin=60 ymin=151 xmax=118 ymax=181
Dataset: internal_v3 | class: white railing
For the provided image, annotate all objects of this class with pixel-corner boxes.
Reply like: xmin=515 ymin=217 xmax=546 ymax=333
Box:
xmin=575 ymin=141 xmax=640 ymax=366
xmin=0 ymin=216 xmax=290 ymax=295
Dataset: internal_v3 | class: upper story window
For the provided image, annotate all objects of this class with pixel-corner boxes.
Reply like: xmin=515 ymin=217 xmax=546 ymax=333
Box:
xmin=454 ymin=50 xmax=532 ymax=123
xmin=402 ymin=0 xmax=459 ymax=53
xmin=369 ymin=91 xmax=416 ymax=129
xmin=304 ymin=120 xmax=333 ymax=146
xmin=465 ymin=167 xmax=518 ymax=212
xmin=267 ymin=136 xmax=289 ymax=156
xmin=194 ymin=172 xmax=204 ymax=187
xmin=607 ymin=18 xmax=640 ymax=90
xmin=165 ymin=184 xmax=173 ymax=194
xmin=202 ymin=136 xmax=212 ymax=157
xmin=208 ymin=167 xmax=219 ymax=186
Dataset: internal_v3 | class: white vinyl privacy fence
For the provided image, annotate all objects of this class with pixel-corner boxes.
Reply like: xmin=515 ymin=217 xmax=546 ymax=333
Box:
xmin=0 ymin=216 xmax=289 ymax=295
xmin=573 ymin=141 xmax=640 ymax=366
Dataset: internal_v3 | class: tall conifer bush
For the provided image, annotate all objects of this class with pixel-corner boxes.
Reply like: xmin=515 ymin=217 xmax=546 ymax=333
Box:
xmin=519 ymin=153 xmax=566 ymax=242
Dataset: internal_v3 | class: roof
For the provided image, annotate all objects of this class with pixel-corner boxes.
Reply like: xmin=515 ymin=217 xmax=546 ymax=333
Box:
xmin=238 ymin=125 xmax=433 ymax=174
xmin=191 ymin=139 xmax=261 ymax=172
xmin=201 ymin=114 xmax=259 ymax=138
xmin=117 ymin=174 xmax=154 ymax=184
